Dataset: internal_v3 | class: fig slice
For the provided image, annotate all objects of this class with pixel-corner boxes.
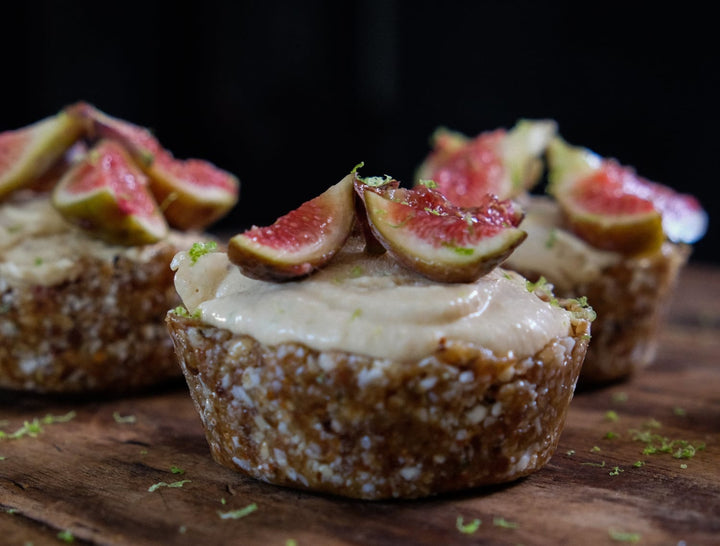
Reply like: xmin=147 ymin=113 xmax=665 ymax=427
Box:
xmin=143 ymin=149 xmax=240 ymax=231
xmin=547 ymin=137 xmax=707 ymax=254
xmin=415 ymin=119 xmax=557 ymax=206
xmin=64 ymin=101 xmax=161 ymax=167
xmin=228 ymin=173 xmax=355 ymax=281
xmin=362 ymin=184 xmax=527 ymax=283
xmin=51 ymin=139 xmax=168 ymax=246
xmin=66 ymin=101 xmax=240 ymax=231
xmin=0 ymin=111 xmax=85 ymax=200
xmin=352 ymin=165 xmax=399 ymax=255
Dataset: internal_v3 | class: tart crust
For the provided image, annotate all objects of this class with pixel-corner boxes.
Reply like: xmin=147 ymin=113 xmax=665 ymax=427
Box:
xmin=166 ymin=299 xmax=591 ymax=500
xmin=0 ymin=240 xmax=185 ymax=393
xmin=515 ymin=242 xmax=689 ymax=385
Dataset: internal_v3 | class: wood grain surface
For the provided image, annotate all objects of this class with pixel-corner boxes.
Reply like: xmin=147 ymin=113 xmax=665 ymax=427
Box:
xmin=1 ymin=263 xmax=719 ymax=546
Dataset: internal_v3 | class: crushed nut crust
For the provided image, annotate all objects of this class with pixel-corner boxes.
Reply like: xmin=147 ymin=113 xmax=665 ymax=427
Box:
xmin=167 ymin=301 xmax=591 ymax=500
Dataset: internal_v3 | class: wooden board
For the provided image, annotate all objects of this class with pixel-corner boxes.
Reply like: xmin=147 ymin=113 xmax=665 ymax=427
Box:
xmin=1 ymin=264 xmax=719 ymax=546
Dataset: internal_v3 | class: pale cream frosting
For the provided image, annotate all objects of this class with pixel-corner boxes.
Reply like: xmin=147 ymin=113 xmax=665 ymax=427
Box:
xmin=0 ymin=197 xmax=193 ymax=287
xmin=504 ymin=195 xmax=620 ymax=291
xmin=172 ymin=237 xmax=575 ymax=361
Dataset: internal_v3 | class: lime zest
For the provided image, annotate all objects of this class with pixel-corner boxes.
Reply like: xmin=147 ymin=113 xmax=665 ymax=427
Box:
xmin=57 ymin=529 xmax=75 ymax=543
xmin=456 ymin=515 xmax=481 ymax=534
xmin=0 ymin=411 xmax=76 ymax=441
xmin=218 ymin=503 xmax=258 ymax=520
xmin=493 ymin=517 xmax=518 ymax=529
xmin=608 ymin=529 xmax=641 ymax=543
xmin=170 ymin=466 xmax=185 ymax=475
xmin=418 ymin=179 xmax=438 ymax=188
xmin=188 ymin=240 xmax=218 ymax=264
xmin=113 ymin=411 xmax=136 ymax=424
xmin=148 ymin=479 xmax=191 ymax=492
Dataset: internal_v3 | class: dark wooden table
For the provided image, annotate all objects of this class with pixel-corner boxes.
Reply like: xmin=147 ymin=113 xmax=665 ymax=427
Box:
xmin=2 ymin=263 xmax=719 ymax=546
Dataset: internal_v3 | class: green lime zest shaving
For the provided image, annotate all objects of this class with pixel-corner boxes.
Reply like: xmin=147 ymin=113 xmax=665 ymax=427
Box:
xmin=605 ymin=410 xmax=619 ymax=422
xmin=581 ymin=460 xmax=606 ymax=468
xmin=630 ymin=426 xmax=705 ymax=459
xmin=609 ymin=466 xmax=624 ymax=476
xmin=351 ymin=161 xmax=365 ymax=173
xmin=0 ymin=411 xmax=76 ymax=441
xmin=545 ymin=228 xmax=558 ymax=248
xmin=493 ymin=517 xmax=518 ymax=529
xmin=148 ymin=479 xmax=191 ymax=492
xmin=456 ymin=516 xmax=481 ymax=534
xmin=113 ymin=412 xmax=136 ymax=424
xmin=525 ymin=276 xmax=558 ymax=305
xmin=363 ymin=175 xmax=395 ymax=187
xmin=633 ymin=460 xmax=645 ymax=468
xmin=170 ymin=466 xmax=185 ymax=475
xmin=173 ymin=306 xmax=202 ymax=319
xmin=218 ymin=503 xmax=258 ymax=520
xmin=418 ymin=179 xmax=438 ymax=188
xmin=673 ymin=406 xmax=687 ymax=416
xmin=441 ymin=243 xmax=474 ymax=256
xmin=188 ymin=241 xmax=218 ymax=264
xmin=608 ymin=529 xmax=641 ymax=543
xmin=57 ymin=529 xmax=75 ymax=543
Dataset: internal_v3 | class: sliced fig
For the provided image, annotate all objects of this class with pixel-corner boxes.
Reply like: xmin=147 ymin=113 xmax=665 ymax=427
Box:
xmin=0 ymin=111 xmax=85 ymax=200
xmin=65 ymin=101 xmax=161 ymax=167
xmin=144 ymin=149 xmax=240 ymax=231
xmin=362 ymin=184 xmax=527 ymax=283
xmin=52 ymin=139 xmax=168 ymax=246
xmin=547 ymin=137 xmax=707 ymax=254
xmin=228 ymin=173 xmax=355 ymax=281
xmin=66 ymin=101 xmax=240 ymax=231
xmin=415 ymin=119 xmax=557 ymax=206
xmin=352 ymin=166 xmax=399 ymax=255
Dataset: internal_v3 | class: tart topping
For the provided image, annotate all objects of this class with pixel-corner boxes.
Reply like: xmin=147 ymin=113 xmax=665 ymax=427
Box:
xmin=547 ymin=136 xmax=707 ymax=254
xmin=415 ymin=119 xmax=557 ymax=206
xmin=226 ymin=165 xmax=527 ymax=284
xmin=0 ymin=111 xmax=85 ymax=200
xmin=52 ymin=139 xmax=168 ymax=246
xmin=0 ymin=102 xmax=240 ymax=244
xmin=227 ymin=173 xmax=356 ymax=281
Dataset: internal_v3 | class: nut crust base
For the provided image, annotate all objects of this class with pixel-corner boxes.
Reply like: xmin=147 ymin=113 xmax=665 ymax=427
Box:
xmin=0 ymin=243 xmax=183 ymax=393
xmin=167 ymin=308 xmax=591 ymax=500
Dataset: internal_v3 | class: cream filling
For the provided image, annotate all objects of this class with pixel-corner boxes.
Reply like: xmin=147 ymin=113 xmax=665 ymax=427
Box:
xmin=0 ymin=197 xmax=193 ymax=287
xmin=504 ymin=195 xmax=620 ymax=291
xmin=172 ymin=238 xmax=575 ymax=361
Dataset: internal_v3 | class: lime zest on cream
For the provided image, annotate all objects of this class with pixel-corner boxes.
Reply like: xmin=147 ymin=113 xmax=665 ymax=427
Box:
xmin=188 ymin=241 xmax=218 ymax=264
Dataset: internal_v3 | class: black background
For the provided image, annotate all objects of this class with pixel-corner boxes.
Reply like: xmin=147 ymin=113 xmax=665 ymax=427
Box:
xmin=2 ymin=1 xmax=717 ymax=264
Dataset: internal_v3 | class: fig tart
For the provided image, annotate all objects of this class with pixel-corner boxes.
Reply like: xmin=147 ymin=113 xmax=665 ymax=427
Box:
xmin=416 ymin=122 xmax=706 ymax=385
xmin=166 ymin=170 xmax=594 ymax=499
xmin=0 ymin=104 xmax=238 ymax=393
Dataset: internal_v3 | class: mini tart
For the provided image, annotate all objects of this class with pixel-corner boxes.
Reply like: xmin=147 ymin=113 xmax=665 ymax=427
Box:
xmin=0 ymin=196 xmax=198 ymax=393
xmin=505 ymin=196 xmax=689 ymax=385
xmin=166 ymin=237 xmax=593 ymax=500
